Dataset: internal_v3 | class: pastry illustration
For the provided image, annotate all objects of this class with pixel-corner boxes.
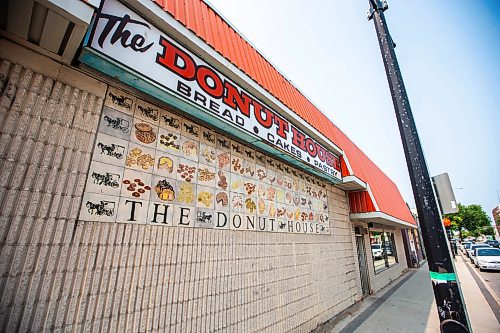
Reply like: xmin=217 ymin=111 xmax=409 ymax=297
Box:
xmin=216 ymin=192 xmax=228 ymax=207
xmin=135 ymin=122 xmax=156 ymax=144
xmin=182 ymin=140 xmax=198 ymax=156
xmin=177 ymin=182 xmax=195 ymax=204
xmin=157 ymin=156 xmax=174 ymax=173
xmin=154 ymin=179 xmax=175 ymax=201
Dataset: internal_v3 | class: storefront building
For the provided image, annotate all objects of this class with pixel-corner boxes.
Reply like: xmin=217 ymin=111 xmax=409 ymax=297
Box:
xmin=0 ymin=0 xmax=419 ymax=331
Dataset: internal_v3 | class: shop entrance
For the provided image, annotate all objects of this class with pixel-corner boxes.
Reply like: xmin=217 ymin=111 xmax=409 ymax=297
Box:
xmin=355 ymin=233 xmax=370 ymax=296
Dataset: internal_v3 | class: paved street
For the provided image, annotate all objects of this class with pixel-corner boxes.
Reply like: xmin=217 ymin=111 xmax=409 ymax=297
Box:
xmin=314 ymin=256 xmax=500 ymax=333
xmin=481 ymin=270 xmax=500 ymax=301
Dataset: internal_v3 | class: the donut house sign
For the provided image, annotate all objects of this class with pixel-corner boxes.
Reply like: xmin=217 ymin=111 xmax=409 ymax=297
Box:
xmin=78 ymin=0 xmax=342 ymax=234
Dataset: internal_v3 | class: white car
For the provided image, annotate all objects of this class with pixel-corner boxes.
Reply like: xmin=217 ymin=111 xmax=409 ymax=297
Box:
xmin=371 ymin=244 xmax=383 ymax=260
xmin=473 ymin=248 xmax=500 ymax=271
xmin=468 ymin=244 xmax=490 ymax=260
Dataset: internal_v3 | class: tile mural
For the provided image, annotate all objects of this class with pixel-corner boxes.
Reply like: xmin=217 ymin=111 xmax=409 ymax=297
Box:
xmin=79 ymin=87 xmax=330 ymax=234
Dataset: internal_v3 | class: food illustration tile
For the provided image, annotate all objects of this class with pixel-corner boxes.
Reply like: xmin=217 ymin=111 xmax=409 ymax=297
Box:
xmin=157 ymin=127 xmax=181 ymax=155
xmin=266 ymin=169 xmax=276 ymax=184
xmin=230 ymin=192 xmax=244 ymax=214
xmin=266 ymin=185 xmax=276 ymax=201
xmin=98 ymin=106 xmax=133 ymax=140
xmin=230 ymin=156 xmax=244 ymax=175
xmin=79 ymin=192 xmax=118 ymax=223
xmin=267 ymin=200 xmax=277 ymax=218
xmin=120 ymin=169 xmax=152 ymax=200
xmin=243 ymin=196 xmax=257 ymax=215
xmin=255 ymin=165 xmax=267 ymax=182
xmin=275 ymin=187 xmax=285 ymax=203
xmin=159 ymin=108 xmax=182 ymax=133
xmin=242 ymin=159 xmax=255 ymax=178
xmin=153 ymin=153 xmax=178 ymax=179
xmin=242 ymin=178 xmax=256 ymax=197
xmin=130 ymin=118 xmax=158 ymax=149
xmin=197 ymin=164 xmax=216 ymax=187
xmin=176 ymin=180 xmax=197 ymax=206
xmin=256 ymin=198 xmax=266 ymax=216
xmin=115 ymin=196 xmax=148 ymax=224
xmin=196 ymin=185 xmax=214 ymax=209
xmin=85 ymin=161 xmax=124 ymax=196
xmin=214 ymin=190 xmax=229 ymax=211
xmin=199 ymin=143 xmax=217 ymax=166
xmin=179 ymin=136 xmax=199 ymax=162
xmin=92 ymin=132 xmax=129 ymax=167
xmin=135 ymin=99 xmax=160 ymax=126
xmin=125 ymin=144 xmax=156 ymax=173
xmin=104 ymin=87 xmax=135 ymax=115
xmin=151 ymin=175 xmax=177 ymax=203
xmin=256 ymin=183 xmax=267 ymax=200
xmin=215 ymin=169 xmax=229 ymax=191
xmin=215 ymin=150 xmax=230 ymax=171
xmin=176 ymin=158 xmax=197 ymax=183
xmin=230 ymin=174 xmax=244 ymax=194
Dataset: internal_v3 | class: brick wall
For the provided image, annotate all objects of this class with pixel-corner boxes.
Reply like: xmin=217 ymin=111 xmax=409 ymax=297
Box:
xmin=0 ymin=42 xmax=362 ymax=332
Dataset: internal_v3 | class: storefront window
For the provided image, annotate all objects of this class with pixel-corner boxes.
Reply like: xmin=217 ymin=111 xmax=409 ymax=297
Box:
xmin=370 ymin=230 xmax=398 ymax=273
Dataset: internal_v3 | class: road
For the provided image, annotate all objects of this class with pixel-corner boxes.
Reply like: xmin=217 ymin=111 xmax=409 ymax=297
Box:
xmin=480 ymin=269 xmax=500 ymax=300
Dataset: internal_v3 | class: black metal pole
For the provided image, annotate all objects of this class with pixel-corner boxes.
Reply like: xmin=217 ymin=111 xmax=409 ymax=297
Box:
xmin=367 ymin=1 xmax=471 ymax=332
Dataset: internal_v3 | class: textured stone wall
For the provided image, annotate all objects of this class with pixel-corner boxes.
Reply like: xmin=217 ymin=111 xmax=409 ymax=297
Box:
xmin=0 ymin=43 xmax=362 ymax=332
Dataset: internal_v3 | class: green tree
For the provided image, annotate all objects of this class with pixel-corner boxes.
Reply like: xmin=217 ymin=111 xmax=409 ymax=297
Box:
xmin=445 ymin=203 xmax=492 ymax=240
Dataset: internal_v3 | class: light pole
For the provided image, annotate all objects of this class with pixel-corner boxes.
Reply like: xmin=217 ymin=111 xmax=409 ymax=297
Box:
xmin=367 ymin=1 xmax=471 ymax=332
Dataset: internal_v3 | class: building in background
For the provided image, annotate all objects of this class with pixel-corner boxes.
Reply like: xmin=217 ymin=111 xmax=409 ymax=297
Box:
xmin=493 ymin=205 xmax=500 ymax=239
xmin=0 ymin=0 xmax=417 ymax=331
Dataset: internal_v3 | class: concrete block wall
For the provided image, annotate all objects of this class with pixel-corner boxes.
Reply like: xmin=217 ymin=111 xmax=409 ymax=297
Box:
xmin=0 ymin=41 xmax=362 ymax=332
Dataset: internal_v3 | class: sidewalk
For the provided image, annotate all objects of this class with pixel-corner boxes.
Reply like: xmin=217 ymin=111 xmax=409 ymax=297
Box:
xmin=314 ymin=257 xmax=499 ymax=333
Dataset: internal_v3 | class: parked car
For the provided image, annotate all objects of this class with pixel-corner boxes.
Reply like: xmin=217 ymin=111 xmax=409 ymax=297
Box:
xmin=462 ymin=242 xmax=473 ymax=254
xmin=460 ymin=241 xmax=471 ymax=252
xmin=371 ymin=244 xmax=383 ymax=260
xmin=473 ymin=248 xmax=500 ymax=271
xmin=486 ymin=240 xmax=499 ymax=248
xmin=468 ymin=244 xmax=491 ymax=261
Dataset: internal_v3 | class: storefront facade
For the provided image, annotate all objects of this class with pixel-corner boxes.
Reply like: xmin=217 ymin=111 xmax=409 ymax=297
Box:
xmin=0 ymin=0 xmax=419 ymax=331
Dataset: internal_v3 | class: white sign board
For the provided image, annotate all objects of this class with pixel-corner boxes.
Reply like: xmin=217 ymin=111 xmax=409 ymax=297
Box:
xmin=85 ymin=0 xmax=342 ymax=181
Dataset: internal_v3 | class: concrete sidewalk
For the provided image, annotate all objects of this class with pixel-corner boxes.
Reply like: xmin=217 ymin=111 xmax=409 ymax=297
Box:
xmin=315 ymin=257 xmax=499 ymax=333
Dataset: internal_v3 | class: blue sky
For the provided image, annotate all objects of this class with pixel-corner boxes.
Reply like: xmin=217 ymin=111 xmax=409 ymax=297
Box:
xmin=208 ymin=0 xmax=500 ymax=220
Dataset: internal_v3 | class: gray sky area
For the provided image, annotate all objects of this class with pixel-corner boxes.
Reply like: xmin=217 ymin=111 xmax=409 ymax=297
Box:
xmin=208 ymin=0 xmax=500 ymax=219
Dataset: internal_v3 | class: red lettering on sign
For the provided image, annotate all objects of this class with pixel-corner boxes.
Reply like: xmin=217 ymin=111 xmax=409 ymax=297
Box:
xmin=223 ymin=81 xmax=251 ymax=117
xmin=291 ymin=127 xmax=306 ymax=151
xmin=253 ymin=100 xmax=273 ymax=128
xmin=156 ymin=36 xmax=196 ymax=80
xmin=305 ymin=138 xmax=318 ymax=157
xmin=274 ymin=115 xmax=289 ymax=139
xmin=197 ymin=65 xmax=224 ymax=98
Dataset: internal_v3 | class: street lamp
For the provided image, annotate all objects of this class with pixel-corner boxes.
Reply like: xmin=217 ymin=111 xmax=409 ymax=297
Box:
xmin=367 ymin=1 xmax=471 ymax=332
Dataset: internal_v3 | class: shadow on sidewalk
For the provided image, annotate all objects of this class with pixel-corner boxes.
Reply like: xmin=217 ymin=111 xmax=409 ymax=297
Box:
xmin=314 ymin=264 xmax=439 ymax=333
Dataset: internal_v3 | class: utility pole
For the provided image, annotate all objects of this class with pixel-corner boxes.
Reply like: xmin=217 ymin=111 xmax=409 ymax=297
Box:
xmin=366 ymin=1 xmax=471 ymax=332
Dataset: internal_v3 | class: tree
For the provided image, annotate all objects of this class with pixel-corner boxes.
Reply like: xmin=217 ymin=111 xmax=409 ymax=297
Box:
xmin=445 ymin=203 xmax=492 ymax=240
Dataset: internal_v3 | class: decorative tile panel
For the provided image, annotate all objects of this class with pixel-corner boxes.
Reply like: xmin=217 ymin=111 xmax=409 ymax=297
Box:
xmin=79 ymin=87 xmax=330 ymax=234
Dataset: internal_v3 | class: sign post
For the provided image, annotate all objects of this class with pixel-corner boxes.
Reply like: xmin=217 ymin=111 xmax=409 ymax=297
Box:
xmin=367 ymin=1 xmax=471 ymax=332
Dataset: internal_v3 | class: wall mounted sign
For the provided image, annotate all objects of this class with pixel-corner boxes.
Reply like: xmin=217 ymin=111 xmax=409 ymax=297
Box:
xmin=84 ymin=0 xmax=342 ymax=181
xmin=79 ymin=87 xmax=331 ymax=234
